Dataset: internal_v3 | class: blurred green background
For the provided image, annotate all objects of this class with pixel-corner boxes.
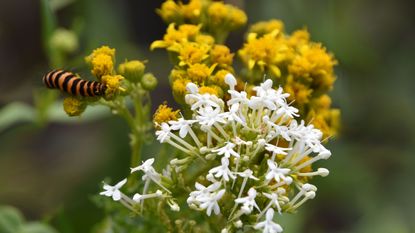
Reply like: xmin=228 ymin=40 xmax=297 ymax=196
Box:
xmin=0 ymin=0 xmax=414 ymax=232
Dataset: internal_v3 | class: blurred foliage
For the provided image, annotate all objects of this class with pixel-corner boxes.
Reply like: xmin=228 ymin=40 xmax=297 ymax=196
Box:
xmin=0 ymin=0 xmax=414 ymax=232
xmin=0 ymin=206 xmax=58 ymax=233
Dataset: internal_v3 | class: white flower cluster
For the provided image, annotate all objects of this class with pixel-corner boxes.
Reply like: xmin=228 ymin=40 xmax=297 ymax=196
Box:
xmin=100 ymin=74 xmax=332 ymax=233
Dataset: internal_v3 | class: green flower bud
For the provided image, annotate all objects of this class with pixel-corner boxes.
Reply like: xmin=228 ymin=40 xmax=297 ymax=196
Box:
xmin=50 ymin=28 xmax=78 ymax=53
xmin=118 ymin=60 xmax=145 ymax=83
xmin=141 ymin=73 xmax=158 ymax=91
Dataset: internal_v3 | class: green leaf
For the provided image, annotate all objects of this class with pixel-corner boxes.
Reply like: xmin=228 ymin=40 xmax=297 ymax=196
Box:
xmin=18 ymin=223 xmax=58 ymax=233
xmin=0 ymin=102 xmax=35 ymax=132
xmin=0 ymin=206 xmax=25 ymax=233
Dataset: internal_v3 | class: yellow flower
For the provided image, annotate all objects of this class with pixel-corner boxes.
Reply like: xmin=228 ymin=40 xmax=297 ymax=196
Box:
xmin=151 ymin=24 xmax=187 ymax=51
xmin=172 ymin=78 xmax=190 ymax=103
xmin=284 ymin=75 xmax=313 ymax=105
xmin=289 ymin=43 xmax=337 ymax=78
xmin=153 ymin=103 xmax=180 ymax=125
xmin=150 ymin=24 xmax=202 ymax=52
xmin=210 ymin=44 xmax=234 ymax=67
xmin=207 ymin=2 xmax=246 ymax=30
xmin=249 ymin=19 xmax=285 ymax=36
xmin=86 ymin=46 xmax=115 ymax=79
xmin=63 ymin=96 xmax=86 ymax=117
xmin=181 ymin=0 xmax=203 ymax=22
xmin=207 ymin=2 xmax=228 ymax=26
xmin=187 ymin=63 xmax=214 ymax=83
xmin=91 ymin=53 xmax=113 ymax=78
xmin=195 ymin=34 xmax=215 ymax=46
xmin=310 ymin=94 xmax=332 ymax=110
xmin=288 ymin=29 xmax=310 ymax=47
xmin=169 ymin=69 xmax=188 ymax=83
xmin=85 ymin=45 xmax=115 ymax=64
xmin=157 ymin=0 xmax=182 ymax=23
xmin=199 ymin=85 xmax=223 ymax=97
xmin=178 ymin=42 xmax=210 ymax=66
xmin=228 ymin=6 xmax=247 ymax=30
xmin=101 ymin=75 xmax=124 ymax=99
xmin=239 ymin=30 xmax=292 ymax=77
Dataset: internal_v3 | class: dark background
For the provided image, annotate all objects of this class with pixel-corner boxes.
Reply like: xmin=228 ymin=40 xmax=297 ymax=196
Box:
xmin=0 ymin=0 xmax=414 ymax=232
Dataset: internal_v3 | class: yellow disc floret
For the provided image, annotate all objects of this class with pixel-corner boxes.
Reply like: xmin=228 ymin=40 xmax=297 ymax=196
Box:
xmin=249 ymin=19 xmax=285 ymax=36
xmin=101 ymin=75 xmax=124 ymax=99
xmin=187 ymin=63 xmax=215 ymax=83
xmin=86 ymin=46 xmax=115 ymax=79
xmin=153 ymin=103 xmax=180 ymax=125
xmin=178 ymin=42 xmax=210 ymax=66
xmin=63 ymin=96 xmax=86 ymax=117
xmin=210 ymin=44 xmax=233 ymax=67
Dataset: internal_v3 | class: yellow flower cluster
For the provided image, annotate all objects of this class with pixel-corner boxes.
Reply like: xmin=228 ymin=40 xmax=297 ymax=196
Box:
xmin=237 ymin=20 xmax=339 ymax=137
xmin=154 ymin=2 xmax=340 ymax=137
xmin=157 ymin=0 xmax=247 ymax=43
xmin=151 ymin=23 xmax=236 ymax=104
xmin=85 ymin=46 xmax=115 ymax=79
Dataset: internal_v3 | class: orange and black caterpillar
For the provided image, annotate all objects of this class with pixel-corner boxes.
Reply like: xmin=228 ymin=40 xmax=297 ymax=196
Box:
xmin=43 ymin=69 xmax=106 ymax=97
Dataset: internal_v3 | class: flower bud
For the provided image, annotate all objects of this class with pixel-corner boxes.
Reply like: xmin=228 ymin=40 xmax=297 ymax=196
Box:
xmin=63 ymin=96 xmax=86 ymax=117
xmin=118 ymin=60 xmax=145 ymax=83
xmin=141 ymin=73 xmax=158 ymax=91
xmin=50 ymin=28 xmax=78 ymax=53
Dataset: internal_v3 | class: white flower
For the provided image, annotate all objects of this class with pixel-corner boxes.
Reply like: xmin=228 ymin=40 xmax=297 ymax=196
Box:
xmin=254 ymin=208 xmax=283 ymax=233
xmin=265 ymin=143 xmax=291 ymax=155
xmin=132 ymin=190 xmax=163 ymax=203
xmin=198 ymin=189 xmax=226 ymax=216
xmin=265 ymin=160 xmax=291 ymax=184
xmin=276 ymin=103 xmax=299 ymax=119
xmin=235 ymin=169 xmax=258 ymax=180
xmin=227 ymin=90 xmax=249 ymax=106
xmin=155 ymin=122 xmax=171 ymax=142
xmin=196 ymin=106 xmax=226 ymax=128
xmin=212 ymin=142 xmax=240 ymax=158
xmin=169 ymin=118 xmax=197 ymax=138
xmin=188 ymin=182 xmax=221 ymax=204
xmin=208 ymin=157 xmax=236 ymax=182
xmin=235 ymin=188 xmax=260 ymax=214
xmin=185 ymin=87 xmax=222 ymax=110
xmin=225 ymin=73 xmax=237 ymax=90
xmin=131 ymin=158 xmax=154 ymax=173
xmin=131 ymin=158 xmax=160 ymax=182
xmin=253 ymin=79 xmax=273 ymax=97
xmin=224 ymin=103 xmax=246 ymax=125
xmin=188 ymin=181 xmax=225 ymax=216
xmin=249 ymin=95 xmax=277 ymax=110
xmin=263 ymin=189 xmax=286 ymax=214
xmin=100 ymin=178 xmax=127 ymax=201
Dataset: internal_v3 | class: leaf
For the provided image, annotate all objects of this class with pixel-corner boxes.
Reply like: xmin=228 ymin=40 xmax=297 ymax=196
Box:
xmin=0 ymin=206 xmax=25 ymax=233
xmin=0 ymin=102 xmax=35 ymax=132
xmin=18 ymin=223 xmax=58 ymax=233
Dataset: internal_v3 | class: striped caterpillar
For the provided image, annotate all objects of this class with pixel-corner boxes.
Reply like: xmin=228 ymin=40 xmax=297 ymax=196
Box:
xmin=43 ymin=69 xmax=106 ymax=97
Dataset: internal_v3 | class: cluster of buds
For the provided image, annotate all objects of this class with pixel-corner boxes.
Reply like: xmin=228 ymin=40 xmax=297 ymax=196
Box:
xmin=101 ymin=74 xmax=332 ymax=232
xmin=63 ymin=46 xmax=157 ymax=117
